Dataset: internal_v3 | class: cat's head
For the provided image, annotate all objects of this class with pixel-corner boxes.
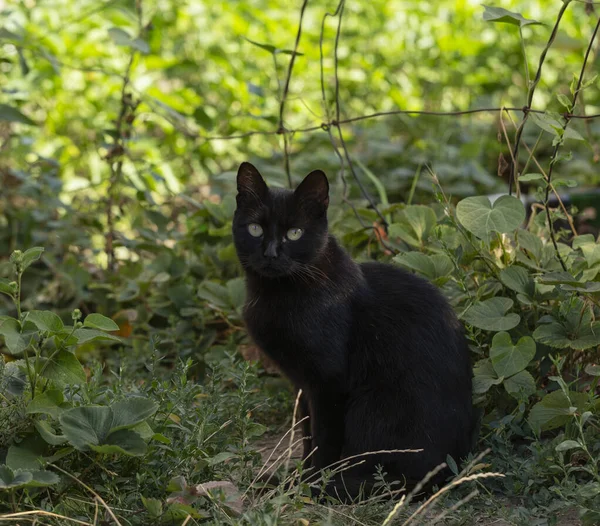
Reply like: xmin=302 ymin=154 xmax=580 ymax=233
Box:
xmin=232 ymin=162 xmax=329 ymax=278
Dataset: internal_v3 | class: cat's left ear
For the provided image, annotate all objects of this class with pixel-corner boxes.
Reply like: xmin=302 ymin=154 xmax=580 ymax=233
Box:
xmin=294 ymin=170 xmax=329 ymax=213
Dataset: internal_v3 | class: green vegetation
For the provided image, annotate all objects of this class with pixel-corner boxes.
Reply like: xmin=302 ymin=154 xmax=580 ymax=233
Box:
xmin=1 ymin=0 xmax=600 ymax=524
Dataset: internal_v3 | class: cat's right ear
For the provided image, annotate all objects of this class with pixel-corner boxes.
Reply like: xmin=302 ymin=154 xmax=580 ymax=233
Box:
xmin=237 ymin=162 xmax=268 ymax=205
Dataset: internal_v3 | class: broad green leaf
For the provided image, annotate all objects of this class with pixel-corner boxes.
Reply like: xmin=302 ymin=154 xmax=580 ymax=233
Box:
xmin=585 ymin=364 xmax=600 ymax=376
xmin=0 ymin=318 xmax=29 ymax=355
xmin=6 ymin=445 xmax=42 ymax=471
xmin=573 ymin=234 xmax=600 ymax=267
xmin=27 ymin=310 xmax=64 ymax=333
xmin=472 ymin=359 xmax=503 ymax=394
xmin=517 ymin=229 xmax=543 ymax=262
xmin=0 ymin=278 xmax=14 ymax=297
xmin=142 ymin=496 xmax=163 ymax=518
xmin=490 ymin=332 xmax=535 ymax=378
xmin=393 ymin=252 xmax=454 ymax=281
xmin=130 ymin=37 xmax=150 ymax=54
xmin=24 ymin=470 xmax=60 ymax=488
xmin=0 ymin=103 xmax=36 ymax=126
xmin=528 ymin=390 xmax=587 ymax=434
xmin=27 ymin=389 xmax=68 ymax=419
xmin=38 ymin=350 xmax=86 ymax=386
xmin=22 ymin=247 xmax=44 ymax=270
xmin=108 ymin=27 xmax=132 ymax=46
xmin=227 ymin=278 xmax=246 ymax=309
xmin=110 ymin=397 xmax=158 ymax=432
xmin=504 ymin=370 xmax=536 ymax=399
xmin=35 ymin=420 xmax=67 ymax=446
xmin=59 ymin=406 xmax=113 ymax=450
xmin=462 ymin=297 xmax=520 ymax=331
xmin=389 ymin=205 xmax=437 ymax=247
xmin=0 ymin=466 xmax=33 ymax=489
xmin=73 ymin=328 xmax=122 ymax=344
xmin=499 ymin=266 xmax=534 ymax=296
xmin=90 ymin=429 xmax=147 ymax=456
xmin=482 ymin=5 xmax=541 ymax=27
xmin=456 ymin=195 xmax=525 ymax=239
xmin=83 ymin=313 xmax=119 ymax=332
xmin=533 ymin=319 xmax=600 ymax=350
xmin=555 ymin=440 xmax=581 ymax=452
xmin=197 ymin=282 xmax=230 ymax=308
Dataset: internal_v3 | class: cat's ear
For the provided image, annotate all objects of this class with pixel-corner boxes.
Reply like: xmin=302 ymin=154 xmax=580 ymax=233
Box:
xmin=294 ymin=170 xmax=329 ymax=213
xmin=237 ymin=162 xmax=268 ymax=204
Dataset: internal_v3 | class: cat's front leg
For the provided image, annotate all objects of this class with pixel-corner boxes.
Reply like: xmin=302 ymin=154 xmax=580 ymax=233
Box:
xmin=297 ymin=389 xmax=313 ymax=467
xmin=308 ymin=388 xmax=345 ymax=471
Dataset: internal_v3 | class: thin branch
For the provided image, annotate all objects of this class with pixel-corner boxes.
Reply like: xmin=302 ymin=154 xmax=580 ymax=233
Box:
xmin=509 ymin=0 xmax=573 ymax=195
xmin=543 ymin=13 xmax=600 ymax=270
xmin=278 ymin=0 xmax=309 ymax=188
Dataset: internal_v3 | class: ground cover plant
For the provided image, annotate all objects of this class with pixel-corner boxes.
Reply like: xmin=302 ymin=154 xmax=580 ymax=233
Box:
xmin=1 ymin=0 xmax=600 ymax=524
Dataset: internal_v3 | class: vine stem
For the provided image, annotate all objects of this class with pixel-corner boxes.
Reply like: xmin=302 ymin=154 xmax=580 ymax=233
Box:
xmin=543 ymin=13 xmax=600 ymax=271
xmin=509 ymin=0 xmax=573 ymax=195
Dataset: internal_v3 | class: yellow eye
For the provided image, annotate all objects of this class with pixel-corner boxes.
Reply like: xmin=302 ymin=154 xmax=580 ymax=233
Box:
xmin=287 ymin=227 xmax=304 ymax=241
xmin=248 ymin=223 xmax=263 ymax=237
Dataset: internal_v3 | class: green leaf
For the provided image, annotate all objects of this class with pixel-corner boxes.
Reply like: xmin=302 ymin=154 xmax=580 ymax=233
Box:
xmin=6 ymin=445 xmax=42 ymax=471
xmin=0 ymin=318 xmax=29 ymax=355
xmin=25 ymin=470 xmax=60 ymax=488
xmin=244 ymin=38 xmax=304 ymax=56
xmin=73 ymin=328 xmax=122 ymax=344
xmin=130 ymin=37 xmax=150 ymax=54
xmin=393 ymin=253 xmax=454 ymax=281
xmin=38 ymin=350 xmax=86 ymax=386
xmin=207 ymin=451 xmax=236 ymax=466
xmin=27 ymin=389 xmax=68 ymax=419
xmin=83 ymin=313 xmax=119 ymax=332
xmin=573 ymin=234 xmax=600 ymax=268
xmin=59 ymin=406 xmax=113 ymax=450
xmin=504 ymin=370 xmax=536 ymax=399
xmin=499 ymin=266 xmax=535 ymax=296
xmin=518 ymin=173 xmax=545 ymax=183
xmin=456 ymin=195 xmax=525 ymax=240
xmin=490 ymin=332 xmax=535 ymax=378
xmin=0 ymin=466 xmax=33 ymax=489
xmin=517 ymin=229 xmax=543 ymax=261
xmin=528 ymin=390 xmax=587 ymax=434
xmin=90 ymin=429 xmax=148 ymax=456
xmin=0 ymin=103 xmax=36 ymax=126
xmin=0 ymin=278 xmax=15 ymax=297
xmin=227 ymin=278 xmax=246 ymax=309
xmin=142 ymin=496 xmax=163 ymax=519
xmin=555 ymin=440 xmax=581 ymax=452
xmin=197 ymin=282 xmax=230 ymax=308
xmin=110 ymin=397 xmax=158 ymax=432
xmin=389 ymin=205 xmax=437 ymax=247
xmin=482 ymin=5 xmax=541 ymax=27
xmin=472 ymin=359 xmax=503 ymax=394
xmin=26 ymin=310 xmax=64 ymax=333
xmin=21 ymin=247 xmax=44 ymax=270
xmin=556 ymin=93 xmax=572 ymax=111
xmin=538 ymin=271 xmax=582 ymax=286
xmin=533 ymin=319 xmax=600 ymax=350
xmin=585 ymin=364 xmax=600 ymax=376
xmin=108 ymin=27 xmax=132 ymax=46
xmin=462 ymin=297 xmax=520 ymax=331
xmin=35 ymin=420 xmax=67 ymax=446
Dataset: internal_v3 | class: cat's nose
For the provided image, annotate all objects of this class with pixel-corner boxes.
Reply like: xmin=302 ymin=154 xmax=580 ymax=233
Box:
xmin=264 ymin=241 xmax=279 ymax=259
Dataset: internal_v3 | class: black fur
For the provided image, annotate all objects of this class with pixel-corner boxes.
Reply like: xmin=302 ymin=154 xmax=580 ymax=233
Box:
xmin=233 ymin=162 xmax=476 ymax=502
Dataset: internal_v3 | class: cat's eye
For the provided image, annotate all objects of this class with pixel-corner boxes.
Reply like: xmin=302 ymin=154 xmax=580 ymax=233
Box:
xmin=287 ymin=227 xmax=304 ymax=241
xmin=248 ymin=223 xmax=263 ymax=237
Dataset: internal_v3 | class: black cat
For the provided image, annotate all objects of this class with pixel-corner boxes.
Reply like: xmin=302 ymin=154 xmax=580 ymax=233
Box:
xmin=232 ymin=162 xmax=476 ymax=501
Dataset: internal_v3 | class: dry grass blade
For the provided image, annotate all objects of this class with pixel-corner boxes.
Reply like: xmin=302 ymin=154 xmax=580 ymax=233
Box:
xmin=400 ymin=472 xmax=505 ymax=526
xmin=0 ymin=510 xmax=93 ymax=525
xmin=49 ymin=464 xmax=124 ymax=526
xmin=427 ymin=489 xmax=479 ymax=525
